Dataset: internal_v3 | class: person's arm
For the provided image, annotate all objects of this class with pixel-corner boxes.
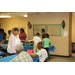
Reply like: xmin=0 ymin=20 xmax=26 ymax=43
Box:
xmin=30 ymin=54 xmax=38 ymax=58
xmin=49 ymin=43 xmax=51 ymax=45
xmin=42 ymin=35 xmax=43 ymax=40
xmin=49 ymin=40 xmax=51 ymax=45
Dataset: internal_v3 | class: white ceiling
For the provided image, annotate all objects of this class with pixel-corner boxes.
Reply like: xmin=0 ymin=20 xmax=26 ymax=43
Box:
xmin=0 ymin=12 xmax=74 ymax=17
xmin=0 ymin=12 xmax=49 ymax=17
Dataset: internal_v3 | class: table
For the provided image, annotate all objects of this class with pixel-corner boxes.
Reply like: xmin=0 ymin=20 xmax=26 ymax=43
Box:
xmin=23 ymin=45 xmax=33 ymax=51
xmin=0 ymin=54 xmax=39 ymax=62
xmin=1 ymin=44 xmax=56 ymax=53
xmin=1 ymin=44 xmax=8 ymax=49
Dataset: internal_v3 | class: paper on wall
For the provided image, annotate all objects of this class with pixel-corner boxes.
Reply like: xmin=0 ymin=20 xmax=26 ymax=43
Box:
xmin=64 ymin=31 xmax=68 ymax=36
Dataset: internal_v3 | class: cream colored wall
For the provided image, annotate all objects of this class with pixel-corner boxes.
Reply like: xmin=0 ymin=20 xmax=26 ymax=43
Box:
xmin=27 ymin=12 xmax=72 ymax=56
xmin=0 ymin=18 xmax=27 ymax=37
xmin=72 ymin=15 xmax=75 ymax=42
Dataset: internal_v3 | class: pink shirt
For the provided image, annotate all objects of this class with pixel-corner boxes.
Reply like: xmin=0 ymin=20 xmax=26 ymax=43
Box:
xmin=19 ymin=33 xmax=26 ymax=40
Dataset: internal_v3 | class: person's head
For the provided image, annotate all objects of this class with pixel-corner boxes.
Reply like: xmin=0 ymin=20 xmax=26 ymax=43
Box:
xmin=42 ymin=29 xmax=45 ymax=35
xmin=15 ymin=44 xmax=24 ymax=54
xmin=13 ymin=28 xmax=19 ymax=35
xmin=36 ymin=33 xmax=40 ymax=37
xmin=0 ymin=29 xmax=4 ymax=34
xmin=45 ymin=34 xmax=49 ymax=38
xmin=46 ymin=34 xmax=49 ymax=38
xmin=37 ymin=42 xmax=44 ymax=50
xmin=3 ymin=33 xmax=6 ymax=38
xmin=12 ymin=28 xmax=14 ymax=33
xmin=20 ymin=28 xmax=25 ymax=33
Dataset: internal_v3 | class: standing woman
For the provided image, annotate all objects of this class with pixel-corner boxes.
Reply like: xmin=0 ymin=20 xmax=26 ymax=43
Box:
xmin=19 ymin=28 xmax=27 ymax=41
xmin=7 ymin=28 xmax=21 ymax=55
xmin=42 ymin=29 xmax=50 ymax=39
xmin=42 ymin=29 xmax=46 ymax=40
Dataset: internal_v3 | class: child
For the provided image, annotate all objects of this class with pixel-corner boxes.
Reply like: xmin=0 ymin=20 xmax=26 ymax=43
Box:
xmin=42 ymin=34 xmax=51 ymax=54
xmin=30 ymin=42 xmax=48 ymax=62
xmin=32 ymin=33 xmax=41 ymax=52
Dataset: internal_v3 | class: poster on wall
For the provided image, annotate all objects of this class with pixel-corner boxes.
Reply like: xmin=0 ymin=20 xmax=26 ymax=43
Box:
xmin=64 ymin=31 xmax=68 ymax=36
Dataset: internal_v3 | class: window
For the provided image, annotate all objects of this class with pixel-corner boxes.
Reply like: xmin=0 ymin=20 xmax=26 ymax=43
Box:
xmin=33 ymin=24 xmax=61 ymax=36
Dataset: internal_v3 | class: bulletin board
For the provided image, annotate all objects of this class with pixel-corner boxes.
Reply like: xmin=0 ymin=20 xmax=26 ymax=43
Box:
xmin=33 ymin=24 xmax=61 ymax=36
xmin=47 ymin=24 xmax=61 ymax=36
xmin=33 ymin=24 xmax=46 ymax=36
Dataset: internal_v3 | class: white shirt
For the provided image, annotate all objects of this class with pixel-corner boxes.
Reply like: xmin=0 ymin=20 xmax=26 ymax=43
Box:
xmin=36 ymin=49 xmax=48 ymax=62
xmin=33 ymin=36 xmax=41 ymax=44
xmin=7 ymin=34 xmax=21 ymax=53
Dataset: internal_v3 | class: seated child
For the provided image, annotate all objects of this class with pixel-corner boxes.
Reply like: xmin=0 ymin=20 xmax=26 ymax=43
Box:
xmin=30 ymin=42 xmax=48 ymax=62
xmin=32 ymin=33 xmax=41 ymax=52
xmin=42 ymin=34 xmax=51 ymax=54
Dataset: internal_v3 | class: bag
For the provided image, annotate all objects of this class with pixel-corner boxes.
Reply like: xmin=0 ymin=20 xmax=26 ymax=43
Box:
xmin=27 ymin=49 xmax=34 ymax=53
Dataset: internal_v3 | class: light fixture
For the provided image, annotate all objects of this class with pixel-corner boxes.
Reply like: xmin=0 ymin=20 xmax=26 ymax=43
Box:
xmin=0 ymin=16 xmax=11 ymax=18
xmin=61 ymin=20 xmax=65 ymax=29
xmin=23 ymin=14 xmax=28 ymax=17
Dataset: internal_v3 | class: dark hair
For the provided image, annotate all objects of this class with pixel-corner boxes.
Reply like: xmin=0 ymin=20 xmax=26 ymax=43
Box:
xmin=0 ymin=29 xmax=4 ymax=33
xmin=20 ymin=28 xmax=25 ymax=33
xmin=14 ymin=28 xmax=19 ymax=31
xmin=42 ymin=29 xmax=45 ymax=32
xmin=36 ymin=33 xmax=40 ymax=35
xmin=38 ymin=42 xmax=44 ymax=48
xmin=3 ymin=33 xmax=6 ymax=36
xmin=46 ymin=34 xmax=49 ymax=38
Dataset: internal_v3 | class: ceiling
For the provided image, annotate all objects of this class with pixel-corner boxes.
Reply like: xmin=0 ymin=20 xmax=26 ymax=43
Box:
xmin=0 ymin=12 xmax=74 ymax=18
xmin=0 ymin=12 xmax=48 ymax=17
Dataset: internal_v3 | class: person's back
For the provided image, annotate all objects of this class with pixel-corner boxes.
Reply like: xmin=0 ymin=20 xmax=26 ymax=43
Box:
xmin=10 ymin=51 xmax=33 ymax=62
xmin=33 ymin=33 xmax=41 ymax=52
xmin=42 ymin=34 xmax=51 ymax=53
xmin=33 ymin=36 xmax=41 ymax=44
xmin=36 ymin=48 xmax=48 ymax=62
xmin=43 ymin=38 xmax=51 ymax=48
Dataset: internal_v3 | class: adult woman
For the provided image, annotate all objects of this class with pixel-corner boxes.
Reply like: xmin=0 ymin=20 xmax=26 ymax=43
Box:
xmin=7 ymin=28 xmax=21 ymax=55
xmin=19 ymin=28 xmax=27 ymax=41
xmin=42 ymin=29 xmax=46 ymax=39
xmin=42 ymin=29 xmax=50 ymax=39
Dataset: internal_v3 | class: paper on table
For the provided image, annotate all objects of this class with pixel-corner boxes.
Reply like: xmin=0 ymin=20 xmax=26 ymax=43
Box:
xmin=64 ymin=31 xmax=68 ymax=36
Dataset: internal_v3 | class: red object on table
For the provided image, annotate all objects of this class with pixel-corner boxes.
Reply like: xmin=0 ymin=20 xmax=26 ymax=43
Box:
xmin=27 ymin=50 xmax=34 ymax=53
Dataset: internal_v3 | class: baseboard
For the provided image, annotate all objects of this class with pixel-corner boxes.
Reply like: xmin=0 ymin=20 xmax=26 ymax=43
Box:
xmin=50 ymin=54 xmax=72 ymax=58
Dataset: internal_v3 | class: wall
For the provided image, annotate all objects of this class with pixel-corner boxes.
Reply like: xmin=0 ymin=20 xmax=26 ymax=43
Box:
xmin=72 ymin=15 xmax=75 ymax=42
xmin=27 ymin=12 xmax=72 ymax=56
xmin=0 ymin=17 xmax=28 ymax=37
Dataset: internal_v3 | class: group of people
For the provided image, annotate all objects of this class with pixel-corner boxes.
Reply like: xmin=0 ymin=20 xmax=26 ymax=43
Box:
xmin=0 ymin=27 xmax=51 ymax=62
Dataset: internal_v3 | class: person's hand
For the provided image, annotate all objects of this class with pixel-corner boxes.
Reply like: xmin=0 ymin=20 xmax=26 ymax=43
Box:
xmin=21 ymin=36 xmax=24 ymax=38
xmin=21 ymin=42 xmax=23 ymax=45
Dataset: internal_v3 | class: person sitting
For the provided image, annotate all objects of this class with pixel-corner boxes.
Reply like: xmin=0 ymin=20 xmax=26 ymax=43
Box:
xmin=10 ymin=44 xmax=33 ymax=62
xmin=30 ymin=42 xmax=48 ymax=62
xmin=32 ymin=33 xmax=41 ymax=52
